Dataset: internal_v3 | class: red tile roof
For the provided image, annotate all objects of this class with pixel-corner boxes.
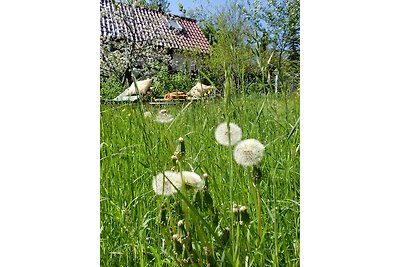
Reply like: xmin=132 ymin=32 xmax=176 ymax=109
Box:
xmin=100 ymin=0 xmax=209 ymax=53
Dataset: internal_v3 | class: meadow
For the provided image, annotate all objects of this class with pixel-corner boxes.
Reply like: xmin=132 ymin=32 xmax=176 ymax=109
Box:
xmin=100 ymin=93 xmax=300 ymax=266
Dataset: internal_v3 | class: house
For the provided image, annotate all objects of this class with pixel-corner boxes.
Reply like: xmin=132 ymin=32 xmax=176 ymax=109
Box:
xmin=100 ymin=0 xmax=209 ymax=83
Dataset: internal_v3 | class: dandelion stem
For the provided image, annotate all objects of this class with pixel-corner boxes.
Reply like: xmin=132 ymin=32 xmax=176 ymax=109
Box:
xmin=224 ymin=62 xmax=234 ymax=224
xmin=223 ymin=61 xmax=237 ymax=266
xmin=256 ymin=184 xmax=262 ymax=243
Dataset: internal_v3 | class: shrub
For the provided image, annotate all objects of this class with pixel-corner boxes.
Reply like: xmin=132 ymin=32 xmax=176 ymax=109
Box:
xmin=100 ymin=73 xmax=125 ymax=99
xmin=152 ymin=66 xmax=195 ymax=98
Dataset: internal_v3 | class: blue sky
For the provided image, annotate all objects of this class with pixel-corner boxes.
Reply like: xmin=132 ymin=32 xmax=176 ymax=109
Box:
xmin=169 ymin=0 xmax=226 ymax=16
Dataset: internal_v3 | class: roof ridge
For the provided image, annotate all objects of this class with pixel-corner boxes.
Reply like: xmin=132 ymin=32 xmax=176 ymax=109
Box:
xmin=100 ymin=0 xmax=209 ymax=53
xmin=104 ymin=0 xmax=198 ymax=22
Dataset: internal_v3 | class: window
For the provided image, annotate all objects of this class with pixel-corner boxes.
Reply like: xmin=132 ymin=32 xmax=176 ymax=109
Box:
xmin=167 ymin=18 xmax=183 ymax=32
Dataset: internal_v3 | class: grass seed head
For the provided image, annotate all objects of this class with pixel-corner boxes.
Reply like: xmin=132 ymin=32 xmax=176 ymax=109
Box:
xmin=171 ymin=155 xmax=178 ymax=170
xmin=215 ymin=122 xmax=242 ymax=146
xmin=177 ymin=219 xmax=187 ymax=237
xmin=233 ymin=139 xmax=265 ymax=166
xmin=172 ymin=234 xmax=183 ymax=254
xmin=203 ymin=246 xmax=211 ymax=256
xmin=176 ymin=137 xmax=185 ymax=156
xmin=232 ymin=203 xmax=239 ymax=214
xmin=239 ymin=205 xmax=250 ymax=223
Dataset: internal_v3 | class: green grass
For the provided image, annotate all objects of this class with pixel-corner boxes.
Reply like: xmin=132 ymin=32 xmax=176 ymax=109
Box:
xmin=100 ymin=93 xmax=300 ymax=266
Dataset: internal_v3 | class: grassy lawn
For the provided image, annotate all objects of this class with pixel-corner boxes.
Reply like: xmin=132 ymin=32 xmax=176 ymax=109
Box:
xmin=100 ymin=93 xmax=300 ymax=266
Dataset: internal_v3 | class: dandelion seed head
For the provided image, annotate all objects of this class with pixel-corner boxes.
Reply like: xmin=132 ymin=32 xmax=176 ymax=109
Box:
xmin=181 ymin=171 xmax=204 ymax=190
xmin=215 ymin=122 xmax=242 ymax=146
xmin=152 ymin=171 xmax=182 ymax=196
xmin=144 ymin=111 xmax=152 ymax=118
xmin=178 ymin=137 xmax=184 ymax=142
xmin=152 ymin=171 xmax=204 ymax=196
xmin=233 ymin=139 xmax=265 ymax=166
xmin=156 ymin=110 xmax=174 ymax=123
xmin=239 ymin=206 xmax=247 ymax=213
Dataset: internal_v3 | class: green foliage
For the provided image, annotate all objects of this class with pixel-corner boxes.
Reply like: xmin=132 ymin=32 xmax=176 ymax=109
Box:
xmin=199 ymin=2 xmax=253 ymax=95
xmin=152 ymin=65 xmax=170 ymax=97
xmin=171 ymin=72 xmax=193 ymax=92
xmin=178 ymin=2 xmax=186 ymax=16
xmin=100 ymin=74 xmax=125 ymax=99
xmin=125 ymin=0 xmax=146 ymax=6
xmin=125 ymin=0 xmax=170 ymax=12
xmin=146 ymin=0 xmax=170 ymax=12
xmin=152 ymin=65 xmax=195 ymax=97
xmin=258 ymin=0 xmax=300 ymax=91
xmin=183 ymin=0 xmax=300 ymax=94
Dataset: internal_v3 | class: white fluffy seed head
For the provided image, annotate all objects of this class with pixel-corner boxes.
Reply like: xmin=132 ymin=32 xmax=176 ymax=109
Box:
xmin=215 ymin=122 xmax=242 ymax=146
xmin=232 ymin=206 xmax=239 ymax=214
xmin=155 ymin=113 xmax=174 ymax=124
xmin=233 ymin=139 xmax=265 ymax=166
xmin=144 ymin=111 xmax=152 ymax=118
xmin=152 ymin=171 xmax=182 ymax=196
xmin=152 ymin=171 xmax=204 ymax=196
xmin=181 ymin=171 xmax=204 ymax=190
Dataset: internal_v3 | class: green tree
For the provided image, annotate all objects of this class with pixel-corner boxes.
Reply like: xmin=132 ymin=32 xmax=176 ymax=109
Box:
xmin=201 ymin=1 xmax=253 ymax=94
xmin=178 ymin=2 xmax=187 ymax=16
xmin=126 ymin=0 xmax=146 ymax=6
xmin=259 ymin=0 xmax=300 ymax=92
xmin=146 ymin=0 xmax=170 ymax=12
